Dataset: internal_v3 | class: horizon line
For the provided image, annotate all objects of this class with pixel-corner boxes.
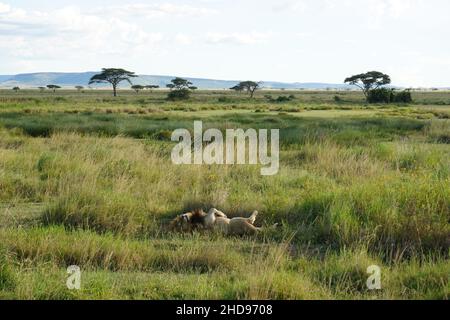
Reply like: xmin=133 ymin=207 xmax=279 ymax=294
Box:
xmin=0 ymin=71 xmax=448 ymax=88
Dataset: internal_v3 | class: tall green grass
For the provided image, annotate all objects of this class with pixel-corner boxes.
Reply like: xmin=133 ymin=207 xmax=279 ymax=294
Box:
xmin=0 ymin=92 xmax=448 ymax=299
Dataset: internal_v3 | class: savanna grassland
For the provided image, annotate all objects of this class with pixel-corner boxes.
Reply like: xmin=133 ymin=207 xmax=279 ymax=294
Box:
xmin=0 ymin=89 xmax=449 ymax=300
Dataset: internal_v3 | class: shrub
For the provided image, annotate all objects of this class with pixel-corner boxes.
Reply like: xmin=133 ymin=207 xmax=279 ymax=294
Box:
xmin=393 ymin=90 xmax=413 ymax=103
xmin=265 ymin=95 xmax=295 ymax=103
xmin=276 ymin=96 xmax=291 ymax=103
xmin=367 ymin=88 xmax=394 ymax=103
xmin=367 ymin=89 xmax=413 ymax=104
xmin=218 ymin=96 xmax=233 ymax=103
xmin=167 ymin=89 xmax=190 ymax=101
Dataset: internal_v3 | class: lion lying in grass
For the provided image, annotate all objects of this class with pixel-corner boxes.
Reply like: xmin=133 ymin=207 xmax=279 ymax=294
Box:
xmin=169 ymin=208 xmax=264 ymax=236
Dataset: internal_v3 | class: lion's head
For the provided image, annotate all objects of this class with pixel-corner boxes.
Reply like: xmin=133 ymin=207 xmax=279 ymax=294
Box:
xmin=169 ymin=209 xmax=207 ymax=233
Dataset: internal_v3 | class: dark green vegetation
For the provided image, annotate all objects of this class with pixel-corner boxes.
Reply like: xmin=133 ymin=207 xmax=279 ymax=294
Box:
xmin=344 ymin=71 xmax=391 ymax=101
xmin=368 ymin=88 xmax=413 ymax=104
xmin=0 ymin=89 xmax=448 ymax=299
xmin=345 ymin=71 xmax=412 ymax=104
xmin=89 ymin=68 xmax=137 ymax=97
xmin=166 ymin=77 xmax=198 ymax=101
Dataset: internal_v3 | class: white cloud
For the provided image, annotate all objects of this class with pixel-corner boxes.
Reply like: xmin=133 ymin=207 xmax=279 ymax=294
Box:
xmin=205 ymin=32 xmax=273 ymax=45
xmin=0 ymin=0 xmax=449 ymax=86
xmin=272 ymin=0 xmax=307 ymax=13
xmin=174 ymin=33 xmax=193 ymax=45
xmin=0 ymin=2 xmax=10 ymax=13
xmin=93 ymin=3 xmax=218 ymax=18
xmin=296 ymin=32 xmax=313 ymax=38
xmin=0 ymin=3 xmax=164 ymax=60
xmin=338 ymin=0 xmax=424 ymax=28
xmin=0 ymin=2 xmax=220 ymax=63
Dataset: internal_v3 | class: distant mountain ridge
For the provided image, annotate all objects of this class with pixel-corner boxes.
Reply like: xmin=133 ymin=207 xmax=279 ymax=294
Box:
xmin=0 ymin=72 xmax=354 ymax=90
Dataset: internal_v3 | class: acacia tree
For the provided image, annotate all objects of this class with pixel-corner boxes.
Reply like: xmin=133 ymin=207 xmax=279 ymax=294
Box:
xmin=145 ymin=85 xmax=160 ymax=92
xmin=47 ymin=85 xmax=61 ymax=93
xmin=12 ymin=86 xmax=20 ymax=93
xmin=233 ymin=81 xmax=261 ymax=98
xmin=38 ymin=87 xmax=46 ymax=93
xmin=344 ymin=71 xmax=391 ymax=101
xmin=230 ymin=84 xmax=244 ymax=93
xmin=131 ymin=85 xmax=144 ymax=93
xmin=89 ymin=68 xmax=137 ymax=97
xmin=166 ymin=77 xmax=197 ymax=100
xmin=166 ymin=77 xmax=193 ymax=90
xmin=75 ymin=85 xmax=84 ymax=93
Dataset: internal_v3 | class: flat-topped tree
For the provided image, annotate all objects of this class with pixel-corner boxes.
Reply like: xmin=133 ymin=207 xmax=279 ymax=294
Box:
xmin=167 ymin=77 xmax=193 ymax=90
xmin=12 ymin=87 xmax=20 ymax=92
xmin=47 ymin=85 xmax=61 ymax=93
xmin=75 ymin=86 xmax=84 ymax=93
xmin=344 ymin=71 xmax=391 ymax=101
xmin=235 ymin=81 xmax=261 ymax=98
xmin=131 ymin=85 xmax=144 ymax=93
xmin=230 ymin=84 xmax=244 ymax=93
xmin=38 ymin=87 xmax=46 ymax=93
xmin=145 ymin=85 xmax=160 ymax=92
xmin=166 ymin=77 xmax=196 ymax=100
xmin=89 ymin=68 xmax=137 ymax=97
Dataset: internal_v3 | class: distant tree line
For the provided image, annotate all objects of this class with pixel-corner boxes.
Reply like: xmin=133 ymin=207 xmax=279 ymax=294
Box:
xmin=17 ymin=67 xmax=412 ymax=104
xmin=87 ymin=68 xmax=262 ymax=100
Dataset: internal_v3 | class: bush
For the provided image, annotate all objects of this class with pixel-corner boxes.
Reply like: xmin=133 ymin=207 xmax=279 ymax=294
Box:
xmin=367 ymin=88 xmax=394 ymax=103
xmin=218 ymin=96 xmax=233 ymax=103
xmin=265 ymin=95 xmax=295 ymax=103
xmin=334 ymin=95 xmax=342 ymax=103
xmin=367 ymin=89 xmax=413 ymax=104
xmin=276 ymin=96 xmax=291 ymax=103
xmin=167 ymin=89 xmax=190 ymax=101
xmin=393 ymin=90 xmax=413 ymax=103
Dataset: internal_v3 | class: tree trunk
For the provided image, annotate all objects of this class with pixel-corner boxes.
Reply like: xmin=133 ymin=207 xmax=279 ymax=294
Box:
xmin=363 ymin=89 xmax=369 ymax=102
xmin=113 ymin=84 xmax=117 ymax=97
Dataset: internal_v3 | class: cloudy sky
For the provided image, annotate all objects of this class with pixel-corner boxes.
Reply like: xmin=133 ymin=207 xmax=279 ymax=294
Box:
xmin=0 ymin=0 xmax=449 ymax=86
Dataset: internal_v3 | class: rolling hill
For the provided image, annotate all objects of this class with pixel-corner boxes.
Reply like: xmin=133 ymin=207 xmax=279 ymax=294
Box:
xmin=0 ymin=72 xmax=354 ymax=90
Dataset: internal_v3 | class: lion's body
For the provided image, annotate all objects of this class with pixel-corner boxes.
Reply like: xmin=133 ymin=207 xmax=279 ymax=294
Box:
xmin=206 ymin=209 xmax=260 ymax=236
xmin=215 ymin=216 xmax=261 ymax=235
xmin=169 ymin=208 xmax=265 ymax=236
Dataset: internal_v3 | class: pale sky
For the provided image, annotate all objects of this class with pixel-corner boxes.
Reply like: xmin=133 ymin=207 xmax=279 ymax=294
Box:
xmin=0 ymin=0 xmax=449 ymax=87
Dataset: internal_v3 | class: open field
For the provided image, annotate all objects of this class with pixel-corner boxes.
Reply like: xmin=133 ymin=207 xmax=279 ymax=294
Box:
xmin=0 ymin=89 xmax=449 ymax=299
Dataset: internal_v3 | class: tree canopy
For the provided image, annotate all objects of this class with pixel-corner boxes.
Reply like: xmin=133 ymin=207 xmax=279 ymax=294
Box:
xmin=344 ymin=71 xmax=391 ymax=100
xmin=231 ymin=81 xmax=261 ymax=98
xmin=47 ymin=85 xmax=61 ymax=92
xmin=145 ymin=85 xmax=160 ymax=90
xmin=89 ymin=68 xmax=137 ymax=97
xmin=166 ymin=77 xmax=193 ymax=90
xmin=230 ymin=84 xmax=244 ymax=92
xmin=131 ymin=85 xmax=145 ymax=93
xmin=166 ymin=77 xmax=196 ymax=100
